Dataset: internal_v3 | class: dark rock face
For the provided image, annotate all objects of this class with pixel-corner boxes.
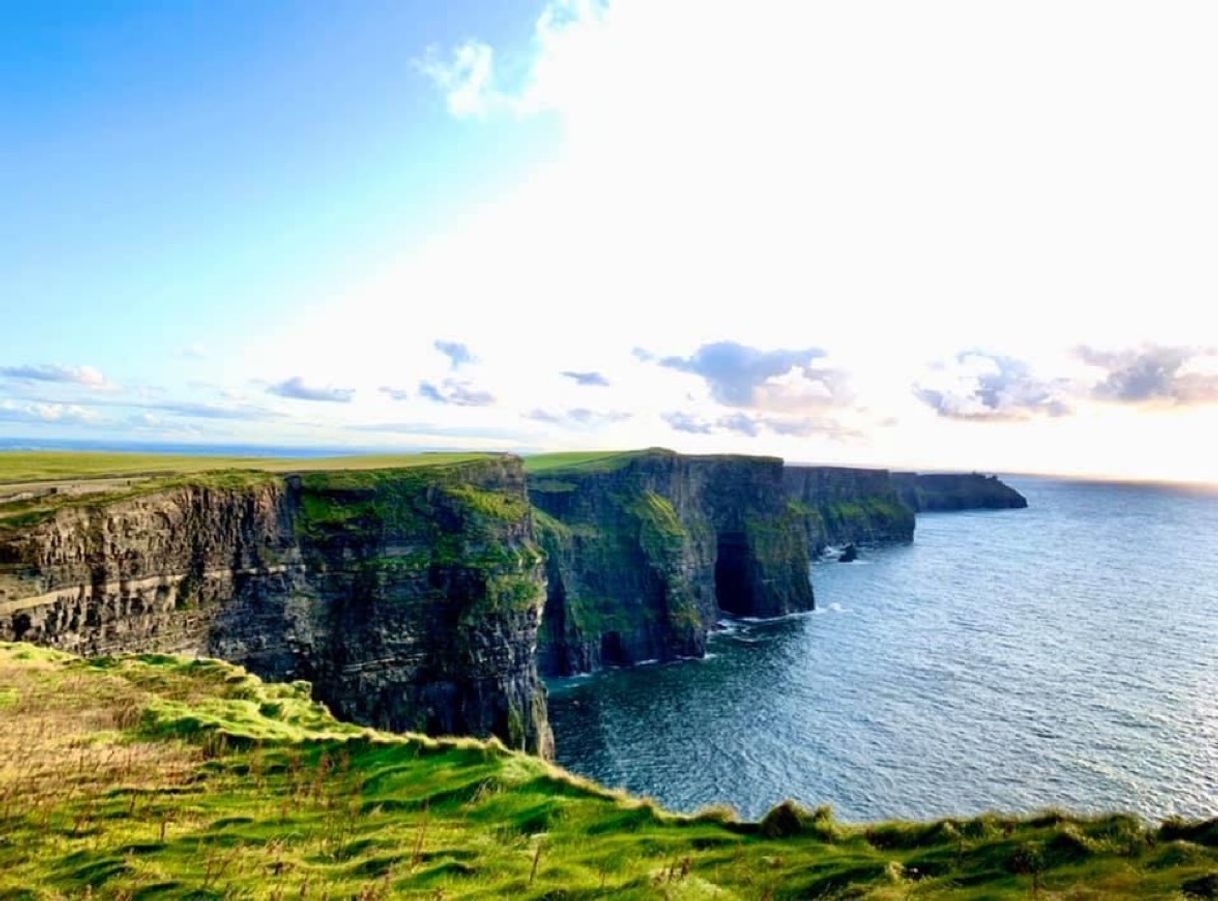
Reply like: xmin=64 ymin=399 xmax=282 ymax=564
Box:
xmin=892 ymin=472 xmax=1028 ymax=512
xmin=782 ymin=466 xmax=916 ymax=555
xmin=529 ymin=450 xmax=814 ymax=677
xmin=0 ymin=459 xmax=553 ymax=757
xmin=838 ymin=543 xmax=858 ymax=563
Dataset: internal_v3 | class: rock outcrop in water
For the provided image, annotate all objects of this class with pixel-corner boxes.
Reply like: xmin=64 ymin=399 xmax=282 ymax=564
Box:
xmin=0 ymin=459 xmax=553 ymax=756
xmin=528 ymin=449 xmax=814 ymax=676
xmin=892 ymin=472 xmax=1028 ymax=512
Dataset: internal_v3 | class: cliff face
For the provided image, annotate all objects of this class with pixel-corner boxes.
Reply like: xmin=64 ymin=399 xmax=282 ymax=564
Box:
xmin=0 ymin=459 xmax=552 ymax=757
xmin=892 ymin=472 xmax=1028 ymax=512
xmin=782 ymin=466 xmax=915 ymax=555
xmin=528 ymin=450 xmax=813 ymax=677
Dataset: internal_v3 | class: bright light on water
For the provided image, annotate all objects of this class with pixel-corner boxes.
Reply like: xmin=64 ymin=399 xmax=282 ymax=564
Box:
xmin=547 ymin=477 xmax=1218 ymax=821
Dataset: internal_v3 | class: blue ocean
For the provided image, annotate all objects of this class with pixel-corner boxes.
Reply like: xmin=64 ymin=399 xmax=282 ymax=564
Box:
xmin=548 ymin=476 xmax=1218 ymax=821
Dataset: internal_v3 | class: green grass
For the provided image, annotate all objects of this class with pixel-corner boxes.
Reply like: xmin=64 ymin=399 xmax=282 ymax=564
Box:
xmin=521 ymin=450 xmax=644 ymax=475
xmin=0 ymin=451 xmax=497 ymax=485
xmin=3 ymin=643 xmax=1217 ymax=898
xmin=2 ymin=642 xmax=1218 ymax=896
xmin=0 ymin=451 xmax=502 ymax=530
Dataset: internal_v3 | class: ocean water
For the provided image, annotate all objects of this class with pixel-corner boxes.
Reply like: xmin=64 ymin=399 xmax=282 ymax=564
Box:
xmin=547 ymin=477 xmax=1218 ymax=822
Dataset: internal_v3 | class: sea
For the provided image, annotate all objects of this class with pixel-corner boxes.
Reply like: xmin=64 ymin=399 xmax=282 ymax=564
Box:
xmin=548 ymin=476 xmax=1218 ymax=822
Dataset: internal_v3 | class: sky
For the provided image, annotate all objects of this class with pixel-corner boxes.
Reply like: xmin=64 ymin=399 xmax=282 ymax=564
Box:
xmin=2 ymin=1 xmax=1217 ymax=482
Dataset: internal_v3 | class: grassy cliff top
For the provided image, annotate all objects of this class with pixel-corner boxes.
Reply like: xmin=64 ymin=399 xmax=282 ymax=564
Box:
xmin=2 ymin=642 xmax=1215 ymax=899
xmin=0 ymin=450 xmax=499 ymax=485
xmin=522 ymin=448 xmax=784 ymax=476
xmin=521 ymin=450 xmax=640 ymax=474
xmin=0 ymin=451 xmax=507 ymax=529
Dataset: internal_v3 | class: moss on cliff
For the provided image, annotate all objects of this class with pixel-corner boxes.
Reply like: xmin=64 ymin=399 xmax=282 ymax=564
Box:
xmin=820 ymin=496 xmax=912 ymax=535
xmin=783 ymin=466 xmax=918 ymax=553
xmin=629 ymin=490 xmax=685 ymax=558
xmin=293 ymin=462 xmax=534 ymax=570
xmin=532 ymin=450 xmax=813 ymax=673
xmin=3 ymin=642 xmax=1216 ymax=899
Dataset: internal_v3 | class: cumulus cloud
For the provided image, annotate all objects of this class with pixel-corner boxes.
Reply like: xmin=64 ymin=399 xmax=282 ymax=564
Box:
xmin=379 ymin=386 xmax=410 ymax=401
xmin=526 ymin=407 xmax=630 ymax=427
xmin=659 ymin=342 xmax=822 ymax=405
xmin=418 ymin=379 xmax=495 ymax=406
xmin=561 ymin=370 xmax=610 ymax=387
xmin=434 ymin=340 xmax=475 ymax=369
xmin=1078 ymin=344 xmax=1218 ymax=406
xmin=267 ymin=377 xmax=355 ymax=403
xmin=0 ymin=363 xmax=110 ymax=389
xmin=0 ymin=400 xmax=101 ymax=425
xmin=914 ymin=352 xmax=1072 ymax=421
xmin=416 ymin=40 xmax=499 ymax=118
xmin=716 ymin=412 xmax=761 ymax=437
xmin=661 ymin=412 xmax=714 ymax=435
xmin=654 ymin=341 xmax=850 ymax=412
xmin=416 ymin=0 xmax=609 ymax=119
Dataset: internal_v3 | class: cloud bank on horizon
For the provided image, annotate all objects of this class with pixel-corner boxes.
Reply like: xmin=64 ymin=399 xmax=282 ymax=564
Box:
xmin=1 ymin=0 xmax=1216 ymax=482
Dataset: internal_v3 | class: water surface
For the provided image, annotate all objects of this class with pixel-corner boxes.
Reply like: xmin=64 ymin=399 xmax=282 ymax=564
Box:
xmin=548 ymin=477 xmax=1218 ymax=821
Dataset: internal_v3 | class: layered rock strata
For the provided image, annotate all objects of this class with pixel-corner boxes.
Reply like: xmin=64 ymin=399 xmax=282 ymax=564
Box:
xmin=0 ymin=459 xmax=553 ymax=756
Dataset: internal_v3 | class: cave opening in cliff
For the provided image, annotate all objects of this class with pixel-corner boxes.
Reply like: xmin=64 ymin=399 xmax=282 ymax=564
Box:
xmin=714 ymin=532 xmax=754 ymax=616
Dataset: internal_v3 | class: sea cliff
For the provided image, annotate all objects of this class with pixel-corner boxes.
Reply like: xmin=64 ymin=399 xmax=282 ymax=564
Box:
xmin=0 ymin=457 xmax=552 ymax=756
xmin=783 ymin=465 xmax=915 ymax=554
xmin=0 ymin=450 xmax=1027 ymax=745
xmin=893 ymin=471 xmax=1029 ymax=511
xmin=527 ymin=449 xmax=814 ymax=676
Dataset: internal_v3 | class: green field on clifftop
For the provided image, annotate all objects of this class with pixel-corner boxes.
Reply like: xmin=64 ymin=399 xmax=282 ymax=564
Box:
xmin=2 ymin=642 xmax=1217 ymax=899
xmin=0 ymin=451 xmax=500 ymax=530
xmin=521 ymin=450 xmax=637 ymax=474
xmin=0 ymin=450 xmax=495 ymax=485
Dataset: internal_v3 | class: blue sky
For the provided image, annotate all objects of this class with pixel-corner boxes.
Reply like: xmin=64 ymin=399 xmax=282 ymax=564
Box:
xmin=2 ymin=1 xmax=1217 ymax=482
xmin=2 ymin=1 xmax=554 ymax=362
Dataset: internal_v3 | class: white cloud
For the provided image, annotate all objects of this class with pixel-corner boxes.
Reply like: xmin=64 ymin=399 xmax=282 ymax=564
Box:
xmin=417 ymin=40 xmax=499 ymax=119
xmin=228 ymin=0 xmax=1218 ymax=481
xmin=0 ymin=364 xmax=112 ymax=389
xmin=0 ymin=400 xmax=101 ymax=425
xmin=416 ymin=0 xmax=611 ymax=119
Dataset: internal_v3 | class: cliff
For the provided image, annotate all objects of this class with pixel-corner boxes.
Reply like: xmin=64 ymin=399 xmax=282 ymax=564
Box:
xmin=0 ymin=450 xmax=1029 ymax=750
xmin=526 ymin=449 xmax=813 ymax=676
xmin=893 ymin=472 xmax=1028 ymax=512
xmin=0 ymin=457 xmax=552 ymax=756
xmin=782 ymin=465 xmax=915 ymax=554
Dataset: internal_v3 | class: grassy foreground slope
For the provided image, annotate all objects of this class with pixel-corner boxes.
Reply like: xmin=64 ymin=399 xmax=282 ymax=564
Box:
xmin=2 ymin=645 xmax=1217 ymax=899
